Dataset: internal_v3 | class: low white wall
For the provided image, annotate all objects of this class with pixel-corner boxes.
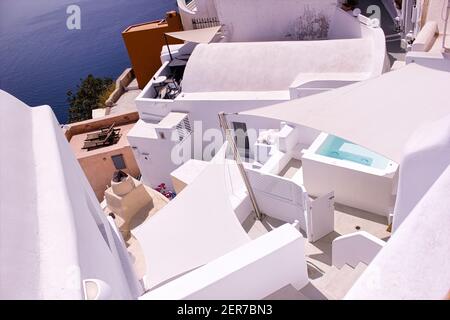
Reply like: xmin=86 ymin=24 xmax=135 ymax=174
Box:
xmin=215 ymin=0 xmax=337 ymax=42
xmin=302 ymin=134 xmax=397 ymax=216
xmin=127 ymin=122 xmax=193 ymax=191
xmin=290 ymin=77 xmax=364 ymax=99
xmin=332 ymin=231 xmax=386 ymax=269
xmin=139 ymin=224 xmax=309 ymax=299
xmin=278 ymin=124 xmax=297 ymax=153
xmin=302 ymin=155 xmax=395 ymax=216
xmin=405 ymin=51 xmax=450 ymax=71
xmin=259 ymin=150 xmax=290 ymax=175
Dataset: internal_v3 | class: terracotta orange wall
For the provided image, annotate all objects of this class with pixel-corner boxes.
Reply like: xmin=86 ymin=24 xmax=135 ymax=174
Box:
xmin=122 ymin=11 xmax=183 ymax=89
xmin=64 ymin=111 xmax=141 ymax=201
xmin=78 ymin=146 xmax=140 ymax=201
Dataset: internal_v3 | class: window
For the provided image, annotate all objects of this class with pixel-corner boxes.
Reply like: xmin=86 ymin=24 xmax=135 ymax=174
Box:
xmin=232 ymin=122 xmax=250 ymax=159
xmin=111 ymin=154 xmax=126 ymax=170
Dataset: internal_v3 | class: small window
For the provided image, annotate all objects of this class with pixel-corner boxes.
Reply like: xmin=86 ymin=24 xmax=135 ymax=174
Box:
xmin=111 ymin=154 xmax=126 ymax=170
xmin=232 ymin=122 xmax=250 ymax=158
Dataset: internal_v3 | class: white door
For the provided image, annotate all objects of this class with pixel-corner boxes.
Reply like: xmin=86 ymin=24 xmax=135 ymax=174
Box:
xmin=307 ymin=192 xmax=335 ymax=243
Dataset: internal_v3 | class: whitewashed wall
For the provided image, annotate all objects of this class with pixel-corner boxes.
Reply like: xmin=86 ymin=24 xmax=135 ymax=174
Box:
xmin=214 ymin=0 xmax=337 ymax=42
xmin=345 ymin=165 xmax=450 ymax=300
xmin=140 ymin=224 xmax=309 ymax=299
xmin=302 ymin=153 xmax=396 ymax=216
xmin=0 ymin=91 xmax=139 ymax=299
xmin=393 ymin=114 xmax=450 ymax=231
xmin=128 ymin=123 xmax=193 ymax=190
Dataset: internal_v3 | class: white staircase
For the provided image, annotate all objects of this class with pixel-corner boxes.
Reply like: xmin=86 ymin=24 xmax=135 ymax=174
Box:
xmin=310 ymin=262 xmax=368 ymax=300
xmin=264 ymin=262 xmax=367 ymax=300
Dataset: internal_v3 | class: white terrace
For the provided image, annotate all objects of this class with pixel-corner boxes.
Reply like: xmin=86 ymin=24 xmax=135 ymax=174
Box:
xmin=135 ymin=7 xmax=387 ymax=122
xmin=128 ymin=2 xmax=389 ymax=191
xmin=1 ymin=57 xmax=449 ymax=299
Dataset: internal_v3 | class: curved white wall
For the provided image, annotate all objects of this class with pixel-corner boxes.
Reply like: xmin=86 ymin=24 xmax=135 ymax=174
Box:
xmin=140 ymin=224 xmax=308 ymax=299
xmin=0 ymin=91 xmax=138 ymax=299
xmin=183 ymin=39 xmax=375 ymax=93
xmin=393 ymin=114 xmax=450 ymax=231
xmin=346 ymin=165 xmax=450 ymax=300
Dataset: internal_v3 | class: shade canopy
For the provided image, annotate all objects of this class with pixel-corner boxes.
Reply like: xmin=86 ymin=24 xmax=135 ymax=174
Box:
xmin=132 ymin=143 xmax=250 ymax=290
xmin=242 ymin=63 xmax=450 ymax=163
xmin=165 ymin=26 xmax=221 ymax=44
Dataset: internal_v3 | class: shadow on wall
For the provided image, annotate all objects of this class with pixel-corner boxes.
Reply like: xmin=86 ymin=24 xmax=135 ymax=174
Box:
xmin=285 ymin=5 xmax=331 ymax=40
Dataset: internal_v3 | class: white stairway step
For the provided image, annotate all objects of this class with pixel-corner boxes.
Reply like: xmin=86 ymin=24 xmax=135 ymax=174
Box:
xmin=312 ymin=263 xmax=367 ymax=300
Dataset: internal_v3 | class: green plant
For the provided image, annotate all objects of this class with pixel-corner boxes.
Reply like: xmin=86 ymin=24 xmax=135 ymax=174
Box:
xmin=98 ymin=83 xmax=116 ymax=107
xmin=67 ymin=74 xmax=113 ymax=123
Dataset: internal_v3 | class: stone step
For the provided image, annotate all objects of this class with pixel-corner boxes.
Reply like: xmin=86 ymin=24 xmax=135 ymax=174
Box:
xmin=312 ymin=262 xmax=367 ymax=300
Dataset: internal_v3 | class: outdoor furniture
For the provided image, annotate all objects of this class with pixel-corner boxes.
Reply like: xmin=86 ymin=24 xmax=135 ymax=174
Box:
xmin=85 ymin=122 xmax=118 ymax=141
xmin=82 ymin=127 xmax=121 ymax=150
xmin=153 ymin=76 xmax=167 ymax=96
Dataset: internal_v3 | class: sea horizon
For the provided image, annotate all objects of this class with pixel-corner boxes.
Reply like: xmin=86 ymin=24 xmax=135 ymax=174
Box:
xmin=0 ymin=0 xmax=177 ymax=124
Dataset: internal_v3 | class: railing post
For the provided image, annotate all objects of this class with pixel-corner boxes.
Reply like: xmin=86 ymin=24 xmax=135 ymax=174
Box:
xmin=218 ymin=112 xmax=263 ymax=221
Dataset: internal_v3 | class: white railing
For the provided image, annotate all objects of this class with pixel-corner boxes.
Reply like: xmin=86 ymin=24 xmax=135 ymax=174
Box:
xmin=332 ymin=231 xmax=386 ymax=269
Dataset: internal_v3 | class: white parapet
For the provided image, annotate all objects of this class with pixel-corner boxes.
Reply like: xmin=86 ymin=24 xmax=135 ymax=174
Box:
xmin=139 ymin=224 xmax=309 ymax=300
xmin=332 ymin=231 xmax=386 ymax=269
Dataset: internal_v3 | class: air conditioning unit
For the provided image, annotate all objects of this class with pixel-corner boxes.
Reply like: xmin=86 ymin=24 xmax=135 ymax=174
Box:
xmin=155 ymin=112 xmax=192 ymax=143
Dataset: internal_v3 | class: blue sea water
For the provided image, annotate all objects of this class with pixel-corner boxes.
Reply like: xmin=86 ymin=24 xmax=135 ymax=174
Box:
xmin=0 ymin=0 xmax=177 ymax=124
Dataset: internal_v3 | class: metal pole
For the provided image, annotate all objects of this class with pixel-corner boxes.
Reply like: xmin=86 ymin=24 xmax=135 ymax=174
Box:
xmin=164 ymin=34 xmax=173 ymax=61
xmin=218 ymin=112 xmax=263 ymax=221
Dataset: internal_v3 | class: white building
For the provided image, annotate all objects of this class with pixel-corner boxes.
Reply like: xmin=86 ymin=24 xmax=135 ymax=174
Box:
xmin=1 ymin=57 xmax=449 ymax=299
xmin=128 ymin=0 xmax=390 ymax=190
xmin=2 ymin=0 xmax=450 ymax=301
xmin=0 ymin=91 xmax=142 ymax=300
xmin=131 ymin=58 xmax=450 ymax=297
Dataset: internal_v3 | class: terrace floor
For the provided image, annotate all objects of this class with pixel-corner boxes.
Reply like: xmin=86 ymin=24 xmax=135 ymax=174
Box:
xmin=109 ymin=78 xmax=140 ymax=115
xmin=69 ymin=122 xmax=135 ymax=158
xmin=242 ymin=202 xmax=391 ymax=300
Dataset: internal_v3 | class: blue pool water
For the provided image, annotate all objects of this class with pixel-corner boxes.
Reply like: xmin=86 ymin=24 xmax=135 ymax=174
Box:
xmin=317 ymin=135 xmax=390 ymax=169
